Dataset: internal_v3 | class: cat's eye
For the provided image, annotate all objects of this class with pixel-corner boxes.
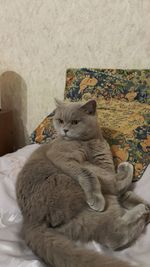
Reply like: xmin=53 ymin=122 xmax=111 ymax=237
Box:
xmin=71 ymin=120 xmax=79 ymax=125
xmin=58 ymin=119 xmax=63 ymax=124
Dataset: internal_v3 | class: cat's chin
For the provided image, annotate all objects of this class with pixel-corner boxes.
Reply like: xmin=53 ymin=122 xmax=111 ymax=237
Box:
xmin=60 ymin=134 xmax=71 ymax=140
xmin=61 ymin=134 xmax=77 ymax=141
xmin=63 ymin=136 xmax=70 ymax=140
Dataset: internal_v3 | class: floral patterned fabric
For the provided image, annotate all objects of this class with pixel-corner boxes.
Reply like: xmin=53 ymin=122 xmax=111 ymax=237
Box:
xmin=30 ymin=113 xmax=56 ymax=144
xmin=30 ymin=68 xmax=150 ymax=181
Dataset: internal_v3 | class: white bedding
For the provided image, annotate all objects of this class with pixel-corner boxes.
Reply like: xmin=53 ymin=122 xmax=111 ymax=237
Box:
xmin=0 ymin=144 xmax=149 ymax=267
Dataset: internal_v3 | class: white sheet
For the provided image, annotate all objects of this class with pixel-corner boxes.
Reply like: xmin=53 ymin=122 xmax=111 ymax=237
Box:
xmin=0 ymin=144 xmax=149 ymax=267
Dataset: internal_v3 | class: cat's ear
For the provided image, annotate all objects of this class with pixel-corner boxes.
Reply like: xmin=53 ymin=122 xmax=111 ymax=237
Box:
xmin=80 ymin=100 xmax=97 ymax=115
xmin=54 ymin=98 xmax=64 ymax=107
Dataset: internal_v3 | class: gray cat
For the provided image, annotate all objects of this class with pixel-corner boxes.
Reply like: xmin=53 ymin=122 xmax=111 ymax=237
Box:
xmin=16 ymin=99 xmax=150 ymax=267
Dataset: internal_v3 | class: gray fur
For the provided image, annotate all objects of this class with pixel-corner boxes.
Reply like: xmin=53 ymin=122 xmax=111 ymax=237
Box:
xmin=16 ymin=100 xmax=150 ymax=267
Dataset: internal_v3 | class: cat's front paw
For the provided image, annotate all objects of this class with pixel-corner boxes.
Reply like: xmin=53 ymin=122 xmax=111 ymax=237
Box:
xmin=87 ymin=193 xmax=105 ymax=212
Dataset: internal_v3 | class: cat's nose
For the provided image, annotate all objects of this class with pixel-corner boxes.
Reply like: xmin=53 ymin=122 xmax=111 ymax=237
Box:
xmin=64 ymin=129 xmax=69 ymax=133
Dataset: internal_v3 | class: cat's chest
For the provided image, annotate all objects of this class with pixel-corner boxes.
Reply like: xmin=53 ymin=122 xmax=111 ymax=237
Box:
xmin=51 ymin=139 xmax=87 ymax=162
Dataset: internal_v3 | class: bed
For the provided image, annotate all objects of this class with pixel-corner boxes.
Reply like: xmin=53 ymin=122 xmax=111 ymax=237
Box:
xmin=0 ymin=68 xmax=149 ymax=267
xmin=0 ymin=144 xmax=150 ymax=267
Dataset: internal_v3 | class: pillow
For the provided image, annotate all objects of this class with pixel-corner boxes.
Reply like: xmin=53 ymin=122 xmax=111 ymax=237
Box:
xmin=30 ymin=68 xmax=150 ymax=181
xmin=30 ymin=113 xmax=56 ymax=144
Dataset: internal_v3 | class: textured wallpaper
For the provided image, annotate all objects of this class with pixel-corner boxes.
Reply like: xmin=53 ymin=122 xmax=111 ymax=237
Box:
xmin=0 ymin=0 xmax=150 ymax=146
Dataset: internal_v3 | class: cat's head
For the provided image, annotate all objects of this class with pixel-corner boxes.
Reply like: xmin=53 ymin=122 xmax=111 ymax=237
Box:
xmin=53 ymin=99 xmax=100 ymax=141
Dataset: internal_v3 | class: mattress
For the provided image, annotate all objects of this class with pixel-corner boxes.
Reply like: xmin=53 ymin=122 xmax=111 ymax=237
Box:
xmin=0 ymin=144 xmax=149 ymax=267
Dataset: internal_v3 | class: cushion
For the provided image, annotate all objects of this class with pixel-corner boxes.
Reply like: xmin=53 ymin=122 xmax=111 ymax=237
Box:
xmin=30 ymin=69 xmax=150 ymax=181
xmin=30 ymin=113 xmax=56 ymax=144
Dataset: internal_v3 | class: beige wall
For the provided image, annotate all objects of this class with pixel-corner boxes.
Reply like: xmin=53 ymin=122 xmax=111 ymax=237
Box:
xmin=0 ymin=0 xmax=150 ymax=146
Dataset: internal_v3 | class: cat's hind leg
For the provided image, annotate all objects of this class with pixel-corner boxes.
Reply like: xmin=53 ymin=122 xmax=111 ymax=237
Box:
xmin=106 ymin=203 xmax=149 ymax=250
xmin=58 ymin=200 xmax=149 ymax=251
xmin=116 ymin=162 xmax=133 ymax=195
xmin=120 ymin=191 xmax=150 ymax=222
xmin=119 ymin=203 xmax=149 ymax=246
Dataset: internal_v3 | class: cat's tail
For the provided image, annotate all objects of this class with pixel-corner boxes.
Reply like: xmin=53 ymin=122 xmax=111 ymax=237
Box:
xmin=23 ymin=222 xmax=131 ymax=267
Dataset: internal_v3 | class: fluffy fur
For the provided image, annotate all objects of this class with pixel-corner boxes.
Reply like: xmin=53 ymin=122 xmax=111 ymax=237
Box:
xmin=16 ymin=100 xmax=150 ymax=267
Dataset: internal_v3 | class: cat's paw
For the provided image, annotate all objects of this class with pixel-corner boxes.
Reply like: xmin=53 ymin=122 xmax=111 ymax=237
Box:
xmin=118 ymin=162 xmax=133 ymax=176
xmin=135 ymin=204 xmax=150 ymax=223
xmin=145 ymin=204 xmax=150 ymax=224
xmin=87 ymin=193 xmax=105 ymax=212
